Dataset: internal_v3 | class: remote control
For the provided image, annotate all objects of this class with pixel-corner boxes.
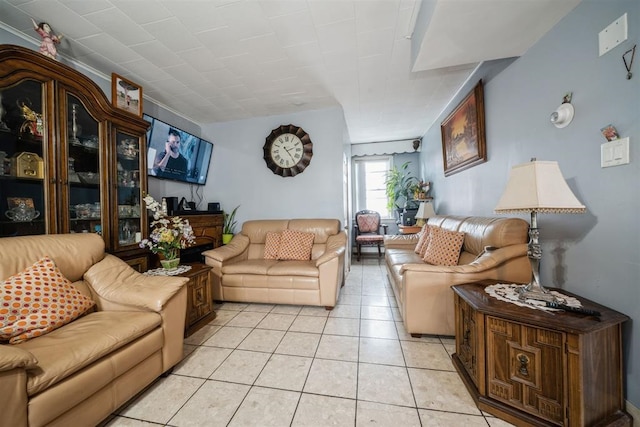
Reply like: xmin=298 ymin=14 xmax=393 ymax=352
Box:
xmin=545 ymin=301 xmax=601 ymax=316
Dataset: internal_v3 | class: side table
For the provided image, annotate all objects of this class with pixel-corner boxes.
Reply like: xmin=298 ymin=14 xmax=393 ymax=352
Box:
xmin=179 ymin=263 xmax=215 ymax=337
xmin=452 ymin=281 xmax=631 ymax=427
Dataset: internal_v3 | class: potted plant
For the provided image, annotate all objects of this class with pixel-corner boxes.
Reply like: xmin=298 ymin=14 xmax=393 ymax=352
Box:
xmin=222 ymin=205 xmax=240 ymax=244
xmin=385 ymin=161 xmax=418 ymax=218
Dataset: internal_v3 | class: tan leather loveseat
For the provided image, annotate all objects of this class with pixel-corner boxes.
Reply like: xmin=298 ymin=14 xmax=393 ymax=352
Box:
xmin=203 ymin=219 xmax=347 ymax=309
xmin=0 ymin=233 xmax=188 ymax=427
xmin=384 ymin=215 xmax=531 ymax=337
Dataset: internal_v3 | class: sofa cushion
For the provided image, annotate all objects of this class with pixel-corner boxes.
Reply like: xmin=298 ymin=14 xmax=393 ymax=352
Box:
xmin=277 ymin=230 xmax=315 ymax=261
xmin=1 ymin=257 xmax=95 ymax=344
xmin=16 ymin=310 xmax=162 ymax=396
xmin=423 ymin=227 xmax=465 ymax=266
xmin=264 ymin=232 xmax=282 ymax=260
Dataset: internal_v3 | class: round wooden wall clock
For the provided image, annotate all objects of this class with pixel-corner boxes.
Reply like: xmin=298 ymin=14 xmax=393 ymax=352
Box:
xmin=263 ymin=124 xmax=313 ymax=177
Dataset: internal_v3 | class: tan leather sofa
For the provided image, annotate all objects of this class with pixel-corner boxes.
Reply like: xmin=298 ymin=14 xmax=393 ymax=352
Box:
xmin=203 ymin=219 xmax=347 ymax=309
xmin=384 ymin=215 xmax=531 ymax=337
xmin=0 ymin=233 xmax=188 ymax=427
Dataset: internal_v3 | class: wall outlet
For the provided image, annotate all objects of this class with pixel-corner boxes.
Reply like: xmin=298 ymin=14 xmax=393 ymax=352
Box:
xmin=599 ymin=14 xmax=628 ymax=56
xmin=601 ymin=137 xmax=630 ymax=168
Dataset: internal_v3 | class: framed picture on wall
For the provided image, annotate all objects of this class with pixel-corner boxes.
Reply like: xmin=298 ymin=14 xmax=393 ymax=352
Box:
xmin=440 ymin=80 xmax=486 ymax=176
xmin=111 ymin=73 xmax=143 ymax=117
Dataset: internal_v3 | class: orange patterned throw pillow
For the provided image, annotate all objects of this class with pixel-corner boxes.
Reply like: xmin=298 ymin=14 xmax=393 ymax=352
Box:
xmin=423 ymin=227 xmax=465 ymax=266
xmin=264 ymin=231 xmax=282 ymax=260
xmin=277 ymin=230 xmax=315 ymax=261
xmin=414 ymin=225 xmax=432 ymax=255
xmin=0 ymin=256 xmax=95 ymax=344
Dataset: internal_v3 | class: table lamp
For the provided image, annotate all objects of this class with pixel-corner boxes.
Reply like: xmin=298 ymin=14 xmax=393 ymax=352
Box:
xmin=494 ymin=159 xmax=586 ymax=301
xmin=415 ymin=201 xmax=436 ymax=226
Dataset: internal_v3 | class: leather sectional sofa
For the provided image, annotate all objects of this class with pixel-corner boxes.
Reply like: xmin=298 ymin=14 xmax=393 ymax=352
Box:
xmin=384 ymin=215 xmax=531 ymax=337
xmin=0 ymin=233 xmax=188 ymax=427
xmin=203 ymin=219 xmax=347 ymax=309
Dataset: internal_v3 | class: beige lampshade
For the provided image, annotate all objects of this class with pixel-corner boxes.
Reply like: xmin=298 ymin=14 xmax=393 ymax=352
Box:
xmin=495 ymin=160 xmax=586 ymax=214
xmin=416 ymin=201 xmax=436 ymax=219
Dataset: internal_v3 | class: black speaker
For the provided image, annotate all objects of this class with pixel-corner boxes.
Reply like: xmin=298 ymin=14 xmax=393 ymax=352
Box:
xmin=208 ymin=202 xmax=220 ymax=212
xmin=165 ymin=197 xmax=178 ymax=215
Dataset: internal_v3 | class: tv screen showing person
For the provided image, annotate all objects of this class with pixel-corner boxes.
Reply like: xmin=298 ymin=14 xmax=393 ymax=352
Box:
xmin=152 ymin=128 xmax=188 ymax=179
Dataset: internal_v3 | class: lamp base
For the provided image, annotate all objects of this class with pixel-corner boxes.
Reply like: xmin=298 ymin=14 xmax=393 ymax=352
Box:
xmin=517 ymin=281 xmax=558 ymax=303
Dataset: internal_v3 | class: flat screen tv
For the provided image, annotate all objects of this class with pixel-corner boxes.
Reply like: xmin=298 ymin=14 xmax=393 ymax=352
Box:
xmin=143 ymin=114 xmax=213 ymax=185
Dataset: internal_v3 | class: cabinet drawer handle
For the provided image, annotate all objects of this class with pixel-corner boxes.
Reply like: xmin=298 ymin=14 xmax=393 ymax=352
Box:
xmin=517 ymin=353 xmax=530 ymax=376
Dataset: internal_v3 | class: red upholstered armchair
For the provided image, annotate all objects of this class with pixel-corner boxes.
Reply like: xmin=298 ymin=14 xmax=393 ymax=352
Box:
xmin=354 ymin=210 xmax=388 ymax=261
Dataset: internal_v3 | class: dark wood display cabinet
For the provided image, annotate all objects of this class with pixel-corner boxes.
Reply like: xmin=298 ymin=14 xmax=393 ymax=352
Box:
xmin=0 ymin=45 xmax=149 ymax=266
xmin=452 ymin=281 xmax=632 ymax=427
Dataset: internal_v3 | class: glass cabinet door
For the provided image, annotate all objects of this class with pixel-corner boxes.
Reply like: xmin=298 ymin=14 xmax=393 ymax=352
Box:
xmin=0 ymin=79 xmax=47 ymax=237
xmin=115 ymin=131 xmax=143 ymax=249
xmin=66 ymin=93 xmax=102 ymax=235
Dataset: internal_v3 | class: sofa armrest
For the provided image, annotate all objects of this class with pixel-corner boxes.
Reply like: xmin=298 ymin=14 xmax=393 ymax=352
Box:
xmin=202 ymin=235 xmax=250 ymax=263
xmin=315 ymin=231 xmax=347 ymax=266
xmin=0 ymin=346 xmax=38 ymax=372
xmin=400 ymin=244 xmax=528 ymax=274
xmin=384 ymin=234 xmax=418 ymax=249
xmin=83 ymin=254 xmax=188 ymax=312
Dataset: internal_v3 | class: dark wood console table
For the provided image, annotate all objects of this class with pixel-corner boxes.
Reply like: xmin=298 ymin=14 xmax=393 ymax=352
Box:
xmin=452 ymin=281 xmax=631 ymax=427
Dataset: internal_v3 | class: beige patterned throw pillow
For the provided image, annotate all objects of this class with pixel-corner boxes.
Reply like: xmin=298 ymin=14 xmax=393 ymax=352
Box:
xmin=0 ymin=256 xmax=95 ymax=344
xmin=264 ymin=232 xmax=282 ymax=259
xmin=423 ymin=227 xmax=465 ymax=266
xmin=277 ymin=230 xmax=315 ymax=261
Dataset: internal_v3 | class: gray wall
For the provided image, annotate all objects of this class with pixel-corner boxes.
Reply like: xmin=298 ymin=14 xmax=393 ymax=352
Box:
xmin=420 ymin=0 xmax=639 ymax=407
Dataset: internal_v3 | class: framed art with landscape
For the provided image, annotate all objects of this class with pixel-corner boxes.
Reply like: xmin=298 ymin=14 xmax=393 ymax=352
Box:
xmin=111 ymin=73 xmax=143 ymax=117
xmin=440 ymin=80 xmax=486 ymax=176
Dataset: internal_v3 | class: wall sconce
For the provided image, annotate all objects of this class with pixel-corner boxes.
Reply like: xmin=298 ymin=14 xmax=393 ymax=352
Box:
xmin=412 ymin=139 xmax=421 ymax=151
xmin=550 ymin=92 xmax=574 ymax=128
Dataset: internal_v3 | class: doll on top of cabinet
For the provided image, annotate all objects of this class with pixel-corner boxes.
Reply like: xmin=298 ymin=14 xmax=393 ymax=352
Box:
xmin=31 ymin=18 xmax=63 ymax=60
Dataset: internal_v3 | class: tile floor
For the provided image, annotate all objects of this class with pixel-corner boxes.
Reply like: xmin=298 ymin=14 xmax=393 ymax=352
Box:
xmin=105 ymin=258 xmax=514 ymax=426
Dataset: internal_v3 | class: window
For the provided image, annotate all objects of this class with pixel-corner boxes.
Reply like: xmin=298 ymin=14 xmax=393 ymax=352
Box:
xmin=353 ymin=156 xmax=392 ymax=218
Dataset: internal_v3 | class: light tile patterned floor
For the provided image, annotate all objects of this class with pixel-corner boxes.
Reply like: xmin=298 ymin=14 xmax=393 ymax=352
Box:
xmin=105 ymin=258 xmax=514 ymax=426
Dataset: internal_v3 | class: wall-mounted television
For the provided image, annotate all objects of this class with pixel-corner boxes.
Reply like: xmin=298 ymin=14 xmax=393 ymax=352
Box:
xmin=143 ymin=114 xmax=213 ymax=185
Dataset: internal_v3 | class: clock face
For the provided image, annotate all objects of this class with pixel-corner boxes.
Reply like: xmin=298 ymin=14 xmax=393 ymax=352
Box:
xmin=270 ymin=133 xmax=303 ymax=168
xmin=263 ymin=124 xmax=313 ymax=177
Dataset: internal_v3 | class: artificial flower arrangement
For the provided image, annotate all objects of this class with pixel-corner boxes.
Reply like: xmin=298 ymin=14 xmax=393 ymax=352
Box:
xmin=139 ymin=194 xmax=195 ymax=261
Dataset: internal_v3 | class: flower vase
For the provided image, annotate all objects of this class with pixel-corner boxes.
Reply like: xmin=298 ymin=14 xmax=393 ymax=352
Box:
xmin=160 ymin=257 xmax=180 ymax=270
xmin=159 ymin=248 xmax=180 ymax=270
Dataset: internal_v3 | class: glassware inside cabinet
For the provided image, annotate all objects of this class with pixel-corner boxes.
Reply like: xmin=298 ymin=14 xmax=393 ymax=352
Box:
xmin=66 ymin=93 xmax=102 ymax=234
xmin=116 ymin=131 xmax=142 ymax=247
xmin=0 ymin=79 xmax=47 ymax=237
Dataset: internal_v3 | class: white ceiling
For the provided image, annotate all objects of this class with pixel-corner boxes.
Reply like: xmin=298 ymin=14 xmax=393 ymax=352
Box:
xmin=0 ymin=0 xmax=580 ymax=143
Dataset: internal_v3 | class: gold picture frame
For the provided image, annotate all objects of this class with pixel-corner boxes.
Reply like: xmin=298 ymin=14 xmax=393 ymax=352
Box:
xmin=111 ymin=73 xmax=143 ymax=117
xmin=440 ymin=80 xmax=486 ymax=176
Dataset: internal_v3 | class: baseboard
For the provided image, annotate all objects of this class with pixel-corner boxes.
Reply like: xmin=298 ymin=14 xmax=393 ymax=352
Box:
xmin=626 ymin=399 xmax=639 ymax=422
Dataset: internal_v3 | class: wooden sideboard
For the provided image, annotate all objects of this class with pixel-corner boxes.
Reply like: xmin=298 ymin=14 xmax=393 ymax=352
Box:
xmin=452 ymin=282 xmax=631 ymax=427
xmin=182 ymin=213 xmax=223 ymax=250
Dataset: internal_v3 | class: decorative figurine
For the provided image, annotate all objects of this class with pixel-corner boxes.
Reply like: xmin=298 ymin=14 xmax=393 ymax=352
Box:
xmin=31 ymin=18 xmax=62 ymax=60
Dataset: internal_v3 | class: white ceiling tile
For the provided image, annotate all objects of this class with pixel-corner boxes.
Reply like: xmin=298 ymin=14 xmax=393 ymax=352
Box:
xmin=308 ymin=0 xmax=355 ymax=27
xmin=236 ymin=33 xmax=288 ymax=64
xmin=59 ymin=0 xmax=112 ymax=16
xmin=269 ymin=9 xmax=317 ymax=47
xmin=83 ymin=8 xmax=155 ymax=45
xmin=142 ymin=17 xmax=203 ymax=53
xmin=119 ymin=58 xmax=172 ymax=83
xmin=357 ymin=28 xmax=394 ymax=59
xmin=76 ymin=33 xmax=140 ymax=63
xmin=315 ymin=19 xmax=357 ymax=54
xmin=129 ymin=40 xmax=182 ymax=68
xmin=177 ymin=47 xmax=226 ymax=73
xmin=258 ymin=0 xmax=309 ymax=19
xmin=354 ymin=0 xmax=399 ymax=33
xmin=110 ymin=0 xmax=174 ymax=25
xmin=160 ymin=1 xmax=227 ymax=33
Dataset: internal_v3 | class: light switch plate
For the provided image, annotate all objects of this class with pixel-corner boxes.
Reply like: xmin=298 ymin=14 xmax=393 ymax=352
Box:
xmin=599 ymin=14 xmax=628 ymax=56
xmin=601 ymin=137 xmax=630 ymax=168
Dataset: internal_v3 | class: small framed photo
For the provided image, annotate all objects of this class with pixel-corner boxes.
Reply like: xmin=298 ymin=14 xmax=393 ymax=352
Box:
xmin=600 ymin=124 xmax=619 ymax=141
xmin=111 ymin=73 xmax=143 ymax=117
